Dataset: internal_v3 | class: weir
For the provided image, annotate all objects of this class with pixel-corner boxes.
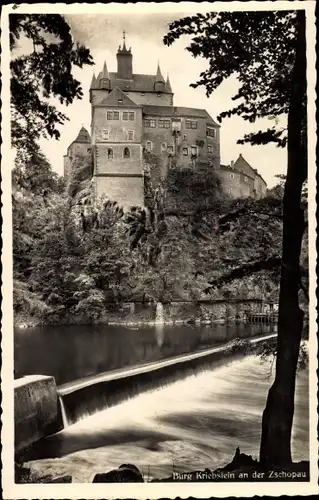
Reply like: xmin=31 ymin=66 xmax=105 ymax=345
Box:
xmin=58 ymin=332 xmax=276 ymax=427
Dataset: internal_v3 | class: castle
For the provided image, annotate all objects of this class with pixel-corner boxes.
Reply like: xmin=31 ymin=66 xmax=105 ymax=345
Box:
xmin=64 ymin=35 xmax=267 ymax=207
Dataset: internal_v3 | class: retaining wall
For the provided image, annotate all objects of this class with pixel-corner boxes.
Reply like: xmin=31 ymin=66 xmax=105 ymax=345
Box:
xmin=14 ymin=375 xmax=63 ymax=456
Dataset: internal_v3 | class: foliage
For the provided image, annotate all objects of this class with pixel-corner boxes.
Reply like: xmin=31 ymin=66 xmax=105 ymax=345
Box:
xmin=10 ymin=14 xmax=94 ymax=157
xmin=164 ymin=10 xmax=300 ymax=148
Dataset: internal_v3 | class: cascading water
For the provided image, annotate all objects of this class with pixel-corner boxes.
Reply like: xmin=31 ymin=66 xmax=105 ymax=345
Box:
xmin=58 ymin=393 xmax=69 ymax=428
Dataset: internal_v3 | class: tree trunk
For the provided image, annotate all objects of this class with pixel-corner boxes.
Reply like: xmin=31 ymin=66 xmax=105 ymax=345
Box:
xmin=259 ymin=11 xmax=307 ymax=467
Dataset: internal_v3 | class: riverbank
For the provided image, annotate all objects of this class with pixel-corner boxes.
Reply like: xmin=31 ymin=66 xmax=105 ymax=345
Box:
xmin=18 ymin=354 xmax=308 ymax=483
xmin=14 ymin=298 xmax=277 ymax=329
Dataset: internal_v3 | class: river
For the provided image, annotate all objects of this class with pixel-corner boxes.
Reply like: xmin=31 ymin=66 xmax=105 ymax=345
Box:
xmin=25 ymin=354 xmax=308 ymax=483
xmin=14 ymin=323 xmax=273 ymax=385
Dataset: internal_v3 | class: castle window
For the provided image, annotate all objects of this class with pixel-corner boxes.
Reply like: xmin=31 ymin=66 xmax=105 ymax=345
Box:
xmin=146 ymin=141 xmax=152 ymax=152
xmin=244 ymin=176 xmax=248 ymax=182
xmin=123 ymin=112 xmax=129 ymax=120
xmin=107 ymin=148 xmax=113 ymax=159
xmin=159 ymin=120 xmax=164 ymax=128
xmin=208 ymin=145 xmax=213 ymax=153
xmin=183 ymin=147 xmax=188 ymax=156
xmin=183 ymin=134 xmax=187 ymax=141
xmin=186 ymin=120 xmax=198 ymax=129
xmin=229 ymin=188 xmax=232 ymax=194
xmin=150 ymin=119 xmax=156 ymax=128
xmin=123 ymin=147 xmax=131 ymax=159
xmin=161 ymin=142 xmax=167 ymax=151
xmin=144 ymin=119 xmax=150 ymax=128
xmin=107 ymin=111 xmax=113 ymax=120
xmin=113 ymin=111 xmax=119 ymax=120
xmin=129 ymin=112 xmax=135 ymax=121
xmin=167 ymin=145 xmax=174 ymax=154
xmin=191 ymin=146 xmax=198 ymax=156
xmin=207 ymin=127 xmax=216 ymax=138
xmin=230 ymin=173 xmax=235 ymax=179
xmin=128 ymin=130 xmax=134 ymax=141
xmin=102 ymin=129 xmax=109 ymax=140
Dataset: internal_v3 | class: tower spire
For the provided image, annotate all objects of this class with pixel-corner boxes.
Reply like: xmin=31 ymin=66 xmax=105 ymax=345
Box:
xmin=122 ymin=29 xmax=127 ymax=50
xmin=155 ymin=62 xmax=165 ymax=83
xmin=90 ymin=71 xmax=98 ymax=90
xmin=166 ymin=73 xmax=172 ymax=93
xmin=102 ymin=61 xmax=110 ymax=80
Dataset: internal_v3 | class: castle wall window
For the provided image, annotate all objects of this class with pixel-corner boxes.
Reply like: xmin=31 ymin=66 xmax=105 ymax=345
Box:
xmin=113 ymin=111 xmax=119 ymax=120
xmin=141 ymin=92 xmax=145 ymax=96
xmin=167 ymin=145 xmax=174 ymax=154
xmin=161 ymin=142 xmax=167 ymax=151
xmin=159 ymin=119 xmax=170 ymax=128
xmin=150 ymin=119 xmax=156 ymax=128
xmin=172 ymin=119 xmax=182 ymax=132
xmin=208 ymin=145 xmax=213 ymax=153
xmin=123 ymin=147 xmax=131 ymax=158
xmin=107 ymin=111 xmax=113 ymax=120
xmin=186 ymin=120 xmax=198 ymax=129
xmin=107 ymin=148 xmax=113 ymax=159
xmin=244 ymin=176 xmax=248 ymax=182
xmin=128 ymin=130 xmax=134 ymax=141
xmin=146 ymin=141 xmax=152 ymax=152
xmin=123 ymin=112 xmax=129 ymax=120
xmin=102 ymin=129 xmax=109 ymax=140
xmin=183 ymin=147 xmax=188 ymax=156
xmin=191 ymin=146 xmax=198 ymax=156
xmin=144 ymin=119 xmax=150 ymax=128
xmin=230 ymin=173 xmax=235 ymax=179
xmin=129 ymin=112 xmax=135 ymax=121
xmin=183 ymin=134 xmax=187 ymax=141
xmin=207 ymin=127 xmax=216 ymax=138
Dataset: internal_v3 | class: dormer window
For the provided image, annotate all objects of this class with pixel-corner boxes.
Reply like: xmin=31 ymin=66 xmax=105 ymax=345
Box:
xmin=118 ymin=99 xmax=123 ymax=104
xmin=141 ymin=92 xmax=145 ymax=96
xmin=157 ymin=93 xmax=161 ymax=97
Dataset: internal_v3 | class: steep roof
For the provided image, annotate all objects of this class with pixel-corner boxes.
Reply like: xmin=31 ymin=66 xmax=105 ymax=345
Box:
xmin=142 ymin=105 xmax=220 ymax=126
xmin=97 ymin=86 xmax=140 ymax=108
xmin=74 ymin=127 xmax=91 ymax=143
xmin=233 ymin=154 xmax=267 ymax=185
xmin=108 ymin=72 xmax=173 ymax=94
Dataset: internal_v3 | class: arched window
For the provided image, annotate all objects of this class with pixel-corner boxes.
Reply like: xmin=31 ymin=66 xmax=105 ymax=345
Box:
xmin=107 ymin=148 xmax=113 ymax=159
xmin=123 ymin=147 xmax=130 ymax=159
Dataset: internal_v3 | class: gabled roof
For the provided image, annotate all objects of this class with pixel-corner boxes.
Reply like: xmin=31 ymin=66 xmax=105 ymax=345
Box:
xmin=142 ymin=105 xmax=220 ymax=126
xmin=108 ymin=72 xmax=173 ymax=94
xmin=233 ymin=154 xmax=266 ymax=185
xmin=97 ymin=86 xmax=140 ymax=108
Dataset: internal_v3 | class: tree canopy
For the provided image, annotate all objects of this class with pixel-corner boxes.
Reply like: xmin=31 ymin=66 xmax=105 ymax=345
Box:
xmin=164 ymin=10 xmax=304 ymax=149
xmin=10 ymin=14 xmax=94 ymax=156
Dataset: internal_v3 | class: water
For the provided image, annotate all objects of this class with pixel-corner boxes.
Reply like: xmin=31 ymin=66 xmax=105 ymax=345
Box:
xmin=14 ymin=323 xmax=273 ymax=386
xmin=58 ymin=395 xmax=69 ymax=428
xmin=25 ymin=355 xmax=308 ymax=483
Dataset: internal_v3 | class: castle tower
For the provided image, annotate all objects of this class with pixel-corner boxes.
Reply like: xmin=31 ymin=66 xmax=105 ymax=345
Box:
xmin=116 ymin=31 xmax=133 ymax=79
xmin=63 ymin=126 xmax=91 ymax=180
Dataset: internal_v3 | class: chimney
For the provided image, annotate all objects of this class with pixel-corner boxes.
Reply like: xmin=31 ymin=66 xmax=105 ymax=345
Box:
xmin=230 ymin=160 xmax=234 ymax=168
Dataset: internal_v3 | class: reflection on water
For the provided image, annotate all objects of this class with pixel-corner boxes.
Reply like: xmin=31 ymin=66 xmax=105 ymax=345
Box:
xmin=26 ymin=356 xmax=308 ymax=483
xmin=14 ymin=323 xmax=273 ymax=385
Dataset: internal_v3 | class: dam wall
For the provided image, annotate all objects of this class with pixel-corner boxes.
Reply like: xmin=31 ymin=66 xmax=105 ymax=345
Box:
xmin=14 ymin=375 xmax=63 ymax=456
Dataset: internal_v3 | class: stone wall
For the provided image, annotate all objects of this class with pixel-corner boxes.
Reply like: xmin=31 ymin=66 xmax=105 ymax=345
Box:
xmin=14 ymin=375 xmax=63 ymax=456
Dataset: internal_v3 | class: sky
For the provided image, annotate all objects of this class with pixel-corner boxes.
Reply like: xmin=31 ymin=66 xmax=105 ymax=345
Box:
xmin=30 ymin=11 xmax=287 ymax=187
